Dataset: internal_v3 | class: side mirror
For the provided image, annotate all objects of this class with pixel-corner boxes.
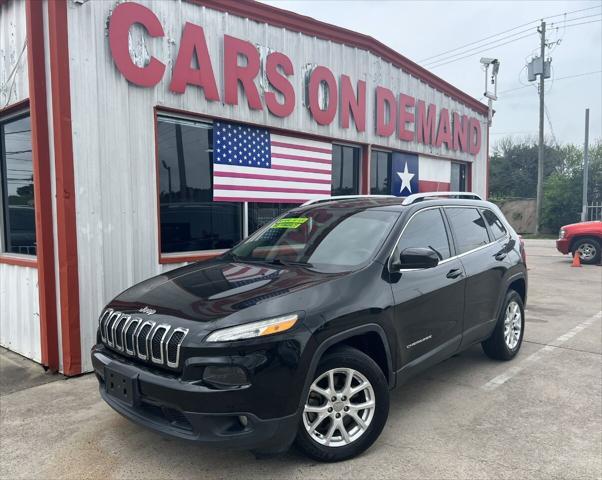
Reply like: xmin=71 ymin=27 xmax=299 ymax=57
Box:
xmin=397 ymin=247 xmax=439 ymax=270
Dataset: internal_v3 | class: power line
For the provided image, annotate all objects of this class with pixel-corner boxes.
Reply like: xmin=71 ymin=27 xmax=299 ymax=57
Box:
xmin=423 ymin=26 xmax=536 ymax=67
xmin=418 ymin=4 xmax=601 ymax=63
xmin=499 ymin=70 xmax=602 ymax=95
xmin=428 ymin=32 xmax=537 ymax=69
xmin=560 ymin=19 xmax=602 ymax=29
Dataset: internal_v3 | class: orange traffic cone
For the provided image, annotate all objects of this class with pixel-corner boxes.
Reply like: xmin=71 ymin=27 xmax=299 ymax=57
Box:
xmin=571 ymin=252 xmax=582 ymax=267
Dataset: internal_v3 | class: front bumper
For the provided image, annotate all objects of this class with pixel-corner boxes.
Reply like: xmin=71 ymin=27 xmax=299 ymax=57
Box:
xmin=91 ymin=347 xmax=299 ymax=451
xmin=556 ymin=238 xmax=570 ymax=254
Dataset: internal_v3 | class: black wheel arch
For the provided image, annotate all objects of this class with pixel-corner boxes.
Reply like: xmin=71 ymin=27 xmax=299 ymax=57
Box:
xmin=296 ymin=324 xmax=394 ymax=414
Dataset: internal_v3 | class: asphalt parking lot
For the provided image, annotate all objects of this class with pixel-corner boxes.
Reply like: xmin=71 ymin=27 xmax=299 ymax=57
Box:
xmin=1 ymin=239 xmax=600 ymax=480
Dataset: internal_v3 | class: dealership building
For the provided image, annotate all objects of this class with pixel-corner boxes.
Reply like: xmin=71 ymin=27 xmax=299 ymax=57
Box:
xmin=0 ymin=0 xmax=490 ymax=375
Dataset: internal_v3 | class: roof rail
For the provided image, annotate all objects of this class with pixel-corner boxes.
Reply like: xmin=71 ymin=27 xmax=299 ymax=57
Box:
xmin=401 ymin=191 xmax=482 ymax=206
xmin=301 ymin=195 xmax=396 ymax=206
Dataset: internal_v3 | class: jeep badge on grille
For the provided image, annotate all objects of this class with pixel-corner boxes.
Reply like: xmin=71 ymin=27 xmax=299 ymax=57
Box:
xmin=138 ymin=306 xmax=156 ymax=315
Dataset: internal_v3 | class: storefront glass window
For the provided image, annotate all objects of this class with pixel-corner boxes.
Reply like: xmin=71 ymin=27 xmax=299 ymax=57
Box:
xmin=0 ymin=114 xmax=36 ymax=255
xmin=332 ymin=144 xmax=360 ymax=196
xmin=451 ymin=162 xmax=467 ymax=192
xmin=370 ymin=150 xmax=392 ymax=195
xmin=157 ymin=116 xmax=243 ymax=253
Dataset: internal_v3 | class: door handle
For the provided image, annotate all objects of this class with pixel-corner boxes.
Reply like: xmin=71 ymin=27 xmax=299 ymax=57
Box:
xmin=495 ymin=252 xmax=507 ymax=261
xmin=446 ymin=268 xmax=463 ymax=279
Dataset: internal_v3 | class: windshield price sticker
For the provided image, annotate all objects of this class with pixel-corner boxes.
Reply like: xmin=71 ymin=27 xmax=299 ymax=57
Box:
xmin=272 ymin=218 xmax=309 ymax=229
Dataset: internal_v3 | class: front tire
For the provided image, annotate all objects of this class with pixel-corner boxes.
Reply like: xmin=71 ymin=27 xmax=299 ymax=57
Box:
xmin=572 ymin=237 xmax=601 ymax=265
xmin=295 ymin=346 xmax=389 ymax=462
xmin=482 ymin=290 xmax=525 ymax=361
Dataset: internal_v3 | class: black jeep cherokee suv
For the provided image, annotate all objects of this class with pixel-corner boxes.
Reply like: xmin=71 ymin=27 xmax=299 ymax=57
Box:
xmin=91 ymin=193 xmax=527 ymax=462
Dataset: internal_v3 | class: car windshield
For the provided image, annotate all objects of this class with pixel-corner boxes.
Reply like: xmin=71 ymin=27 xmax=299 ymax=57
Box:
xmin=230 ymin=207 xmax=400 ymax=271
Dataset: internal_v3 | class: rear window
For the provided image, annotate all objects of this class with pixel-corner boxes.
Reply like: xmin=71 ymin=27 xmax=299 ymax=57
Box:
xmin=482 ymin=209 xmax=507 ymax=240
xmin=445 ymin=208 xmax=490 ymax=254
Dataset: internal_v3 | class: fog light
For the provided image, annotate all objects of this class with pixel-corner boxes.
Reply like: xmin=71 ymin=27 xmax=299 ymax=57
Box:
xmin=238 ymin=415 xmax=248 ymax=428
xmin=202 ymin=366 xmax=248 ymax=388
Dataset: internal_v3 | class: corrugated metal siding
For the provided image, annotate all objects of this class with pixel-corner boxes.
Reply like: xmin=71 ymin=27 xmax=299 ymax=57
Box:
xmin=0 ymin=0 xmax=28 ymax=107
xmin=67 ymin=0 xmax=488 ymax=371
xmin=0 ymin=263 xmax=41 ymax=362
xmin=0 ymin=0 xmax=40 ymax=363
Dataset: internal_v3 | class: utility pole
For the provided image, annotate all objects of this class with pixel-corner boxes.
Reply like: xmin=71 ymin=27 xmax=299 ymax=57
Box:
xmin=581 ymin=108 xmax=590 ymax=222
xmin=535 ymin=20 xmax=546 ymax=235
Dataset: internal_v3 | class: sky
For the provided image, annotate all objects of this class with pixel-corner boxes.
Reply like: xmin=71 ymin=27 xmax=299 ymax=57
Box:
xmin=262 ymin=0 xmax=602 ymax=151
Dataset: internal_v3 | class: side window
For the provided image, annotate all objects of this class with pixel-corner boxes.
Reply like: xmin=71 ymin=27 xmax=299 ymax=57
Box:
xmin=396 ymin=209 xmax=451 ymax=261
xmin=482 ymin=209 xmax=507 ymax=240
xmin=1 ymin=114 xmax=36 ymax=255
xmin=445 ymin=208 xmax=490 ymax=254
xmin=157 ymin=116 xmax=243 ymax=253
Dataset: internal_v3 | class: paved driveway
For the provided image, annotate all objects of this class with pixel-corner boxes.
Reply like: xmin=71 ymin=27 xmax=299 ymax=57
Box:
xmin=1 ymin=240 xmax=601 ymax=479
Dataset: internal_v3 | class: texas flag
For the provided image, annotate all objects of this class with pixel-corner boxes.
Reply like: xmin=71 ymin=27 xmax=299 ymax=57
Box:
xmin=391 ymin=154 xmax=454 ymax=196
xmin=391 ymin=153 xmax=419 ymax=196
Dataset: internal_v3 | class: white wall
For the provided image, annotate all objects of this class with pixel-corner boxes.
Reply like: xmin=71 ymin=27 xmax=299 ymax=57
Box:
xmin=66 ymin=0 xmax=488 ymax=371
xmin=0 ymin=0 xmax=42 ymax=364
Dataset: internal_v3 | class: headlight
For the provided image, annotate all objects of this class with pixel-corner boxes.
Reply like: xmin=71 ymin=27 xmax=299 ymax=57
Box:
xmin=205 ymin=314 xmax=298 ymax=342
xmin=559 ymin=229 xmax=566 ymax=239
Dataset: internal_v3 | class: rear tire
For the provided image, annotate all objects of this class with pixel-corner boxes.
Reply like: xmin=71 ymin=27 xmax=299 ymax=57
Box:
xmin=295 ymin=346 xmax=389 ymax=462
xmin=482 ymin=290 xmax=525 ymax=361
xmin=572 ymin=237 xmax=601 ymax=265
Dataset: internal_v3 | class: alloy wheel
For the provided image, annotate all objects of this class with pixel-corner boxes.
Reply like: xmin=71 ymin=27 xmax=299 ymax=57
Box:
xmin=302 ymin=368 xmax=376 ymax=447
xmin=577 ymin=243 xmax=597 ymax=262
xmin=503 ymin=300 xmax=522 ymax=350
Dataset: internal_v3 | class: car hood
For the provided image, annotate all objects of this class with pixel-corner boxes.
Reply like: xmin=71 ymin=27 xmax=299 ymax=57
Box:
xmin=108 ymin=258 xmax=345 ymax=323
xmin=562 ymin=221 xmax=602 ymax=232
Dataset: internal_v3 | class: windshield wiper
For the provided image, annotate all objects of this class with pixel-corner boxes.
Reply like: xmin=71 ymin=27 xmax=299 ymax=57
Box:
xmin=265 ymin=258 xmax=314 ymax=268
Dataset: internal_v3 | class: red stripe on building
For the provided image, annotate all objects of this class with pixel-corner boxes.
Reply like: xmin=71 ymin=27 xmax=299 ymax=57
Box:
xmin=24 ymin=2 xmax=59 ymax=371
xmin=271 ymin=141 xmax=332 ymax=154
xmin=48 ymin=0 xmax=82 ymax=376
xmin=213 ymin=171 xmax=331 ymax=184
xmin=419 ymin=180 xmax=451 ymax=192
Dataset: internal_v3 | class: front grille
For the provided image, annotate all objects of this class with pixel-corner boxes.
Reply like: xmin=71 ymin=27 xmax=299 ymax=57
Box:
xmin=97 ymin=309 xmax=188 ymax=369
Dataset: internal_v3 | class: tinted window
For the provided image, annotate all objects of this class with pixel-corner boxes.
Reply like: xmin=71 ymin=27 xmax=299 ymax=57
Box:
xmin=445 ymin=208 xmax=490 ymax=254
xmin=232 ymin=209 xmax=399 ymax=271
xmin=396 ymin=209 xmax=451 ymax=260
xmin=1 ymin=114 xmax=36 ymax=255
xmin=370 ymin=150 xmax=391 ymax=195
xmin=157 ymin=116 xmax=242 ymax=253
xmin=482 ymin=209 xmax=507 ymax=240
xmin=332 ymin=144 xmax=360 ymax=196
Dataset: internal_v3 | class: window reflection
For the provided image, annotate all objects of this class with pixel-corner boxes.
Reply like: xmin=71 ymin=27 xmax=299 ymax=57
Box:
xmin=1 ymin=114 xmax=36 ymax=255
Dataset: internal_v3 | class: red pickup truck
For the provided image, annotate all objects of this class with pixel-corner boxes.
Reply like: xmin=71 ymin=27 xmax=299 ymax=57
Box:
xmin=556 ymin=221 xmax=602 ymax=265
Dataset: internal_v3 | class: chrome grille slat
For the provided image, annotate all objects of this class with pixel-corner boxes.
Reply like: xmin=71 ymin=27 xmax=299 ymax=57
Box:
xmin=124 ymin=317 xmax=141 ymax=355
xmin=150 ymin=324 xmax=170 ymax=365
xmin=135 ymin=321 xmax=155 ymax=360
xmin=98 ymin=309 xmax=112 ymax=342
xmin=112 ymin=314 xmax=129 ymax=351
xmin=105 ymin=311 xmax=121 ymax=347
xmin=99 ymin=310 xmax=187 ymax=368
xmin=166 ymin=328 xmax=188 ymax=368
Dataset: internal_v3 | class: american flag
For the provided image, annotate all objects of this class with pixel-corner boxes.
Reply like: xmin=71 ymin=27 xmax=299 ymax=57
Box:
xmin=213 ymin=121 xmax=332 ymax=203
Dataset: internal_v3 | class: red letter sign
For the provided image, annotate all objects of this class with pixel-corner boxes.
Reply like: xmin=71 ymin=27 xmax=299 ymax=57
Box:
xmin=169 ymin=22 xmax=219 ymax=100
xmin=416 ymin=101 xmax=437 ymax=145
xmin=265 ymin=52 xmax=295 ymax=118
xmin=308 ymin=66 xmax=338 ymax=125
xmin=375 ymin=87 xmax=396 ymax=137
xmin=108 ymin=2 xmax=165 ymax=87
xmin=224 ymin=35 xmax=263 ymax=110
xmin=398 ymin=94 xmax=415 ymax=141
xmin=469 ymin=118 xmax=482 ymax=155
xmin=340 ymin=75 xmax=366 ymax=132
xmin=435 ymin=108 xmax=452 ymax=149
xmin=452 ymin=113 xmax=469 ymax=152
